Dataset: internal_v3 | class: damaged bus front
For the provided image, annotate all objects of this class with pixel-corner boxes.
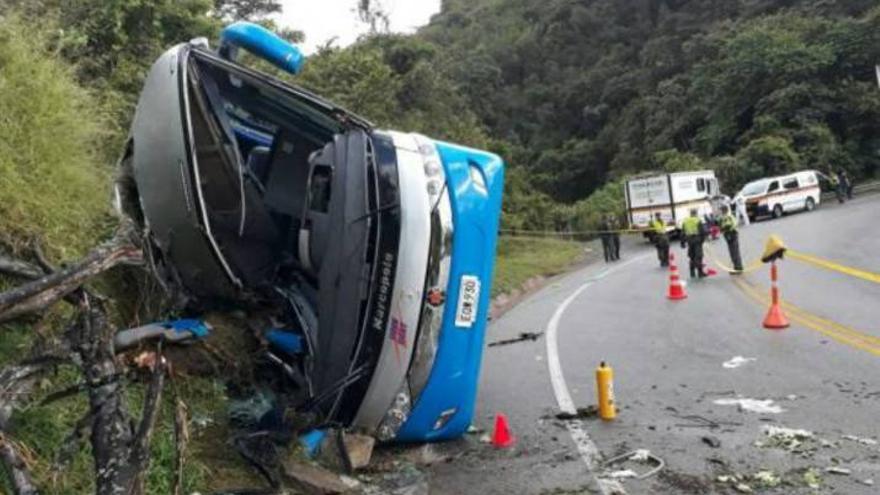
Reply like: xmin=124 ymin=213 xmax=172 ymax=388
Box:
xmin=115 ymin=22 xmax=504 ymax=442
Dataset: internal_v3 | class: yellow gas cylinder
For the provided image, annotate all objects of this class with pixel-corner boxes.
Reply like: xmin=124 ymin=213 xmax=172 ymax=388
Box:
xmin=596 ymin=361 xmax=616 ymax=420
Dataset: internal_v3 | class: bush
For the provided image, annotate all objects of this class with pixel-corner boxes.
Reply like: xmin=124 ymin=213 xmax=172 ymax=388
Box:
xmin=0 ymin=16 xmax=112 ymax=259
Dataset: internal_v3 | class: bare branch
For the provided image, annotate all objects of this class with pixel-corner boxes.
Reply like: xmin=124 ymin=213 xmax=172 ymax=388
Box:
xmin=30 ymin=239 xmax=56 ymax=275
xmin=172 ymin=398 xmax=189 ymax=495
xmin=0 ymin=223 xmax=143 ymax=324
xmin=127 ymin=344 xmax=167 ymax=493
xmin=73 ymin=295 xmax=136 ymax=495
xmin=0 ymin=359 xmax=61 ymax=430
xmin=0 ymin=254 xmax=44 ymax=280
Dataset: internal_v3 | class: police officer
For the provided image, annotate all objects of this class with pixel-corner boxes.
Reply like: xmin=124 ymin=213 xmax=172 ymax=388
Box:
xmin=649 ymin=212 xmax=669 ymax=267
xmin=681 ymin=209 xmax=707 ymax=278
xmin=599 ymin=215 xmax=614 ymax=263
xmin=719 ymin=205 xmax=743 ymax=273
xmin=608 ymin=214 xmax=621 ymax=261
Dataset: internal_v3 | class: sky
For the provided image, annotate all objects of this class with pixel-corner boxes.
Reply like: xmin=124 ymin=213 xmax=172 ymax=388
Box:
xmin=275 ymin=0 xmax=442 ymax=54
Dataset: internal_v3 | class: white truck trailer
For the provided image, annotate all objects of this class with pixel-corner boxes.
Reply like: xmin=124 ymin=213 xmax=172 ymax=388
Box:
xmin=624 ymin=171 xmax=721 ymax=235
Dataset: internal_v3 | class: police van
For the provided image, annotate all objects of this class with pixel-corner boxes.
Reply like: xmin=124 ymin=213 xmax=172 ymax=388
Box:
xmin=736 ymin=170 xmax=821 ymax=221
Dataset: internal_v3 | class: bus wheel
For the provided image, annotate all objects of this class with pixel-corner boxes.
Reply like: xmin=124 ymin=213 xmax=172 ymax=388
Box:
xmin=805 ymin=197 xmax=815 ymax=211
xmin=772 ymin=204 xmax=783 ymax=219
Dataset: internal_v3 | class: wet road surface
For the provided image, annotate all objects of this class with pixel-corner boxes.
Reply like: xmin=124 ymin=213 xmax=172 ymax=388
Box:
xmin=429 ymin=193 xmax=880 ymax=494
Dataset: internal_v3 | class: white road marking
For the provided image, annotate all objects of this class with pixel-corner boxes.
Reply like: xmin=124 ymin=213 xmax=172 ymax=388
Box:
xmin=545 ymin=255 xmax=648 ymax=494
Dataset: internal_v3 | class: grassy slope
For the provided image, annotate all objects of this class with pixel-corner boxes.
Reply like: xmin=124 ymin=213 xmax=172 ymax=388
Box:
xmin=492 ymin=236 xmax=586 ymax=296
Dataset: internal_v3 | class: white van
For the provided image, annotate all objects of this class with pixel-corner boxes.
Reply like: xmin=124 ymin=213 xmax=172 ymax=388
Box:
xmin=625 ymin=170 xmax=721 ymax=234
xmin=737 ymin=170 xmax=821 ymax=221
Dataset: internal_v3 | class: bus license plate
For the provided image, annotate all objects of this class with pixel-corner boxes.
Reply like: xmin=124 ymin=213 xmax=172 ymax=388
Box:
xmin=455 ymin=275 xmax=481 ymax=328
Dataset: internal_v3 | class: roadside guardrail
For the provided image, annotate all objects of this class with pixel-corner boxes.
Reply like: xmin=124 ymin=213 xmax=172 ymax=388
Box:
xmin=820 ymin=180 xmax=880 ymax=202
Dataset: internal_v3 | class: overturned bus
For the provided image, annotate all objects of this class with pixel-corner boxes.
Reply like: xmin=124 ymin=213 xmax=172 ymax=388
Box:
xmin=114 ymin=22 xmax=504 ymax=442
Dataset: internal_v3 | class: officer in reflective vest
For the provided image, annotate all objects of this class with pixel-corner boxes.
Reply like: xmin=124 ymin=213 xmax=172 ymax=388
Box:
xmin=649 ymin=212 xmax=669 ymax=267
xmin=719 ymin=205 xmax=743 ymax=273
xmin=681 ymin=209 xmax=707 ymax=278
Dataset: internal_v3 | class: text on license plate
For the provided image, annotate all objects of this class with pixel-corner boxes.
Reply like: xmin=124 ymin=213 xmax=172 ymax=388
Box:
xmin=455 ymin=275 xmax=481 ymax=328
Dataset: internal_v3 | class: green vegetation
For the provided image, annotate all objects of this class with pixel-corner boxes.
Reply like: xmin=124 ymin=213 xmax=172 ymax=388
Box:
xmin=493 ymin=237 xmax=585 ymax=296
xmin=1 ymin=0 xmax=879 ymax=491
xmin=0 ymin=17 xmax=111 ymax=259
xmin=417 ymin=0 xmax=880 ymax=230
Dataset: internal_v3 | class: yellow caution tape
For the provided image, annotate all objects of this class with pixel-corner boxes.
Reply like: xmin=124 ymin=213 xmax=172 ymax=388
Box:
xmin=499 ymin=227 xmax=648 ymax=237
xmin=788 ymin=250 xmax=880 ymax=285
xmin=704 ymin=244 xmax=763 ymax=274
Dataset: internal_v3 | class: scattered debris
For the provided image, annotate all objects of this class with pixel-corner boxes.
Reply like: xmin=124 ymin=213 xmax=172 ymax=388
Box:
xmin=657 ymin=470 xmax=714 ymax=493
xmin=674 ymin=414 xmax=741 ymax=429
xmin=466 ymin=425 xmax=484 ymax=435
xmin=825 ymin=466 xmax=851 ymax=475
xmin=555 ymin=406 xmax=599 ymax=421
xmin=842 ymin=434 xmax=878 ymax=446
xmin=803 ymin=468 xmax=822 ymax=489
xmin=734 ymin=482 xmax=753 ymax=493
xmin=859 ymin=478 xmax=874 ymax=486
xmin=713 ymin=397 xmax=784 ymax=414
xmin=487 ymin=331 xmax=543 ymax=347
xmin=609 ymin=469 xmax=638 ymax=479
xmin=602 ymin=449 xmax=665 ymax=480
xmin=282 ymin=457 xmax=360 ymax=494
xmin=758 ymin=425 xmax=814 ymax=451
xmin=722 ymin=356 xmax=756 ymax=369
xmin=786 ymin=394 xmax=798 ymax=401
xmin=341 ymin=432 xmax=375 ymax=471
xmin=701 ymin=436 xmax=721 ymax=448
xmin=228 ymin=390 xmax=276 ymax=429
xmin=753 ymin=470 xmax=781 ymax=487
xmin=629 ymin=449 xmax=650 ymax=462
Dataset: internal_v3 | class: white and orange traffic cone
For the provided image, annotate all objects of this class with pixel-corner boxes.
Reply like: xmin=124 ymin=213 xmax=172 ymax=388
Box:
xmin=667 ymin=252 xmax=688 ymax=300
xmin=763 ymin=261 xmax=789 ymax=329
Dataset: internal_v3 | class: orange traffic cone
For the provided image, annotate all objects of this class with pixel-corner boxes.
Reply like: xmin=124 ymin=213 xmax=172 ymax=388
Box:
xmin=763 ymin=262 xmax=789 ymax=329
xmin=667 ymin=253 xmax=687 ymax=300
xmin=491 ymin=413 xmax=515 ymax=448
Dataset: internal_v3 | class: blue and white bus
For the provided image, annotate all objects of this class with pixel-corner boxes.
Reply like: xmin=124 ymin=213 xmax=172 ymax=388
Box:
xmin=116 ymin=22 xmax=504 ymax=442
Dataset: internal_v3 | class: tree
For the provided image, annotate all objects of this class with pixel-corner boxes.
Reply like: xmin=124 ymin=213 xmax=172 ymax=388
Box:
xmin=214 ymin=0 xmax=281 ymax=21
xmin=736 ymin=136 xmax=800 ymax=178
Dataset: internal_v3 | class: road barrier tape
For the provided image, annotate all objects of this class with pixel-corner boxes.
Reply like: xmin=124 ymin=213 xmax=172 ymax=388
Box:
xmin=704 ymin=244 xmax=763 ymax=274
xmin=787 ymin=250 xmax=880 ymax=286
xmin=500 ymin=227 xmax=647 ymax=238
xmin=732 ymin=278 xmax=880 ymax=357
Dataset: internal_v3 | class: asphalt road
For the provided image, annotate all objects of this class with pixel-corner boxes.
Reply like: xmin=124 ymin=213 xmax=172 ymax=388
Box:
xmin=428 ymin=193 xmax=880 ymax=494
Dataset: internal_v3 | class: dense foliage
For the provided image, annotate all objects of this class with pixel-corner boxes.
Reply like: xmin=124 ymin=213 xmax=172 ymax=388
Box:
xmin=2 ymin=0 xmax=879 ymax=238
xmin=418 ymin=0 xmax=880 ymax=229
xmin=0 ymin=17 xmax=111 ymax=258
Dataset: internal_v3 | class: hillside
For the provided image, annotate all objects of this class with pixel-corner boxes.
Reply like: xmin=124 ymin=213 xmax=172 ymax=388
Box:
xmin=414 ymin=0 xmax=880 ymax=228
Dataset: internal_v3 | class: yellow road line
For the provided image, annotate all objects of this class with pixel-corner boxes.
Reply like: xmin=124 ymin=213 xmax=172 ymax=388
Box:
xmin=732 ymin=278 xmax=880 ymax=357
xmin=734 ymin=278 xmax=880 ymax=347
xmin=788 ymin=250 xmax=880 ymax=285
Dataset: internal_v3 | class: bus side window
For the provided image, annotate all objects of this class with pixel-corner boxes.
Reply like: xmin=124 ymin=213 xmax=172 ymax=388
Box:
xmin=768 ymin=180 xmax=780 ymax=193
xmin=783 ymin=178 xmax=799 ymax=189
xmin=696 ymin=178 xmax=705 ymax=192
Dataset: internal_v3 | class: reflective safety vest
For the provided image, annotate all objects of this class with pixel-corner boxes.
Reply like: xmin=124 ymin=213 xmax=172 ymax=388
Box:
xmin=681 ymin=216 xmax=702 ymax=236
xmin=720 ymin=213 xmax=737 ymax=233
xmin=649 ymin=218 xmax=666 ymax=235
